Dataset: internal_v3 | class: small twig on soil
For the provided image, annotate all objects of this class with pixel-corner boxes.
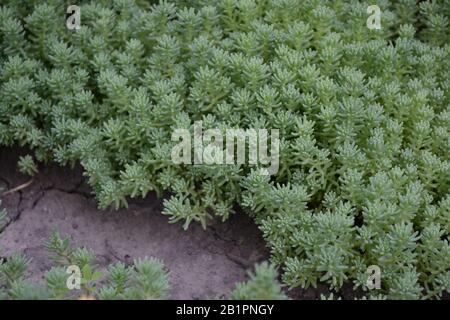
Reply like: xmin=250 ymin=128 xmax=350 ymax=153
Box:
xmin=1 ymin=179 xmax=34 ymax=196
xmin=105 ymin=239 xmax=132 ymax=266
xmin=225 ymin=253 xmax=251 ymax=269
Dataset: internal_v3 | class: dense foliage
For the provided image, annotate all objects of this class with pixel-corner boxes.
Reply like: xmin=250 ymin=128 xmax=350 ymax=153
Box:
xmin=230 ymin=262 xmax=287 ymax=300
xmin=0 ymin=0 xmax=449 ymax=299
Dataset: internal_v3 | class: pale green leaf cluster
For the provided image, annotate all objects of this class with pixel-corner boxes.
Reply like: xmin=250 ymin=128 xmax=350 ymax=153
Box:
xmin=230 ymin=262 xmax=287 ymax=300
xmin=0 ymin=231 xmax=170 ymax=300
xmin=17 ymin=154 xmax=38 ymax=176
xmin=0 ymin=0 xmax=449 ymax=299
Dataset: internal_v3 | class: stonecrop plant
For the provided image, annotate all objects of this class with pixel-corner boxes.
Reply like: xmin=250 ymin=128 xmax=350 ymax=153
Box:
xmin=230 ymin=262 xmax=287 ymax=300
xmin=0 ymin=231 xmax=171 ymax=300
xmin=0 ymin=231 xmax=282 ymax=300
xmin=0 ymin=0 xmax=449 ymax=299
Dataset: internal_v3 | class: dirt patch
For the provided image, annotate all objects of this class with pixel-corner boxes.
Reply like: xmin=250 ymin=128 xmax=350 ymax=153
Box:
xmin=0 ymin=147 xmax=269 ymax=299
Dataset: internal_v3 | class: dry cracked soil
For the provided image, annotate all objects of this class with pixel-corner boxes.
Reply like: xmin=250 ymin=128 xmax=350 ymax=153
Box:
xmin=0 ymin=147 xmax=339 ymax=300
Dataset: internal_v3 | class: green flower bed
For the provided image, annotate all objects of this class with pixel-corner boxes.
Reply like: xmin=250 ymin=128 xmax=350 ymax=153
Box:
xmin=0 ymin=0 xmax=449 ymax=299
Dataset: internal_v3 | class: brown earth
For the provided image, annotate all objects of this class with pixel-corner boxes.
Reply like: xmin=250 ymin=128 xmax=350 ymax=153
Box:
xmin=0 ymin=147 xmax=355 ymax=300
xmin=0 ymin=147 xmax=272 ymax=299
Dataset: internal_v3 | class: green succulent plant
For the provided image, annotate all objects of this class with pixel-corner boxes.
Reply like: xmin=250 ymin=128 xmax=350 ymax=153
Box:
xmin=0 ymin=0 xmax=449 ymax=299
xmin=0 ymin=231 xmax=170 ymax=300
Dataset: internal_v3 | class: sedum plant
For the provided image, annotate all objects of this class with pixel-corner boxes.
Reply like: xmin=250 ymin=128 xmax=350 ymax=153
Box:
xmin=230 ymin=262 xmax=287 ymax=300
xmin=0 ymin=231 xmax=170 ymax=300
xmin=17 ymin=154 xmax=38 ymax=176
xmin=0 ymin=0 xmax=449 ymax=299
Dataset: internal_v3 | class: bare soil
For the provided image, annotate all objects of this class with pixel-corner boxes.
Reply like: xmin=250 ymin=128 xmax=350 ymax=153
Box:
xmin=0 ymin=147 xmax=355 ymax=300
xmin=0 ymin=147 xmax=271 ymax=299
